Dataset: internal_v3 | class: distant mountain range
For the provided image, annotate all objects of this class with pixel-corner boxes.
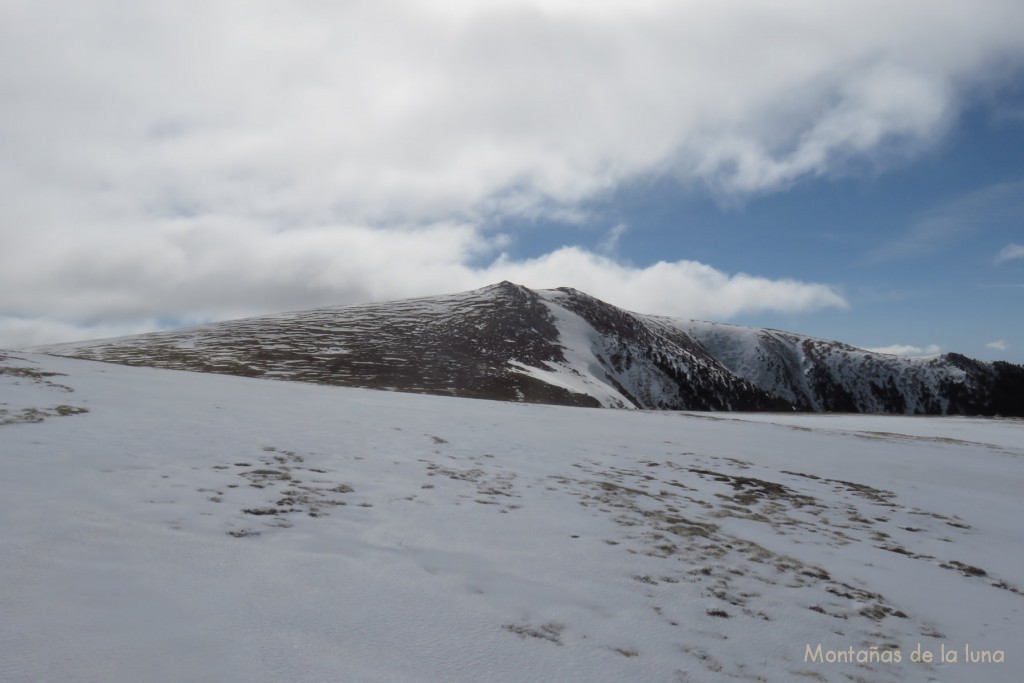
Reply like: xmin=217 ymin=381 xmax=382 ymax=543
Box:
xmin=31 ymin=282 xmax=1024 ymax=416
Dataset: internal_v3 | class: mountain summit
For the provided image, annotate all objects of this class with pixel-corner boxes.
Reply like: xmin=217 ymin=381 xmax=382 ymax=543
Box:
xmin=31 ymin=282 xmax=1024 ymax=415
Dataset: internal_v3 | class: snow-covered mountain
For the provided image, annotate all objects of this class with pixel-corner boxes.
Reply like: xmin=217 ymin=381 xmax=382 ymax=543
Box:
xmin=675 ymin=320 xmax=1024 ymax=415
xmin=32 ymin=282 xmax=1024 ymax=415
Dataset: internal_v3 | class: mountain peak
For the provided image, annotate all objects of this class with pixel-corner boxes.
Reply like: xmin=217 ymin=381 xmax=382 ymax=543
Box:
xmin=30 ymin=285 xmax=1024 ymax=416
xmin=484 ymin=280 xmax=526 ymax=292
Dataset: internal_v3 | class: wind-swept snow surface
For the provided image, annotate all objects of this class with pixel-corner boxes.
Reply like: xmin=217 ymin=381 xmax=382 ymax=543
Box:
xmin=1 ymin=351 xmax=1022 ymax=682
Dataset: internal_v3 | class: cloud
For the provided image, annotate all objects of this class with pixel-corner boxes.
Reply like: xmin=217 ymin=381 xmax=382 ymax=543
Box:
xmin=4 ymin=0 xmax=1020 ymax=224
xmin=486 ymin=247 xmax=847 ymax=318
xmin=0 ymin=317 xmax=163 ymax=351
xmin=863 ymin=343 xmax=942 ymax=357
xmin=598 ymin=223 xmax=629 ymax=254
xmin=2 ymin=1 xmax=1023 ymax=346
xmin=1 ymin=219 xmax=846 ymax=347
xmin=995 ymin=243 xmax=1024 ymax=264
xmin=986 ymin=339 xmax=1009 ymax=351
xmin=869 ymin=181 xmax=1024 ymax=262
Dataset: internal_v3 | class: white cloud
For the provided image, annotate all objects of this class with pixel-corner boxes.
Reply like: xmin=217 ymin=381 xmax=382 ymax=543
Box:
xmin=863 ymin=344 xmax=942 ymax=357
xmin=1 ymin=0 xmax=1023 ymax=346
xmin=0 ymin=317 xmax=164 ymax=351
xmin=486 ymin=247 xmax=847 ymax=318
xmin=5 ymin=0 xmax=1019 ymax=224
xmin=995 ymin=243 xmax=1024 ymax=264
xmin=598 ymin=223 xmax=629 ymax=254
xmin=1 ymin=219 xmax=846 ymax=347
xmin=869 ymin=182 xmax=1024 ymax=262
xmin=986 ymin=340 xmax=1008 ymax=351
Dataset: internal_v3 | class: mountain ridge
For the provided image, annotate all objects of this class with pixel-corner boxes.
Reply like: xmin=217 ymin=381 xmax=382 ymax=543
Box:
xmin=29 ymin=281 xmax=1024 ymax=416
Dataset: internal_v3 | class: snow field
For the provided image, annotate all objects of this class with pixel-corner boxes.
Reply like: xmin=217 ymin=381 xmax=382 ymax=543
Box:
xmin=2 ymin=351 xmax=1022 ymax=682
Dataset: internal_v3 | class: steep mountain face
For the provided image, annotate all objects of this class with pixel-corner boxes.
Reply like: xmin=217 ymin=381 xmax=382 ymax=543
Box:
xmin=537 ymin=288 xmax=788 ymax=411
xmin=31 ymin=282 xmax=1024 ymax=415
xmin=676 ymin=321 xmax=968 ymax=414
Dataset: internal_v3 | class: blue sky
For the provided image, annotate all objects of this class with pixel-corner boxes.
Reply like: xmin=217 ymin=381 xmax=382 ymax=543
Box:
xmin=494 ymin=93 xmax=1024 ymax=361
xmin=1 ymin=1 xmax=1022 ymax=363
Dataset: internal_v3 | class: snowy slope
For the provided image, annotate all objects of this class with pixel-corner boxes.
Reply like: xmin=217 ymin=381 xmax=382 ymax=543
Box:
xmin=535 ymin=288 xmax=786 ymax=411
xmin=31 ymin=282 xmax=604 ymax=408
xmin=31 ymin=282 xmax=1024 ymax=415
xmin=2 ymin=350 xmax=1022 ymax=682
xmin=674 ymin=320 xmax=971 ymax=413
